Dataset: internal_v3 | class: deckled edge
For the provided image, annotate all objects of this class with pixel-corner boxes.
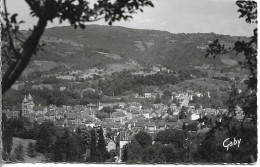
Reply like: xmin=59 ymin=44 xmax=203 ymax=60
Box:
xmin=0 ymin=0 xmax=3 ymax=165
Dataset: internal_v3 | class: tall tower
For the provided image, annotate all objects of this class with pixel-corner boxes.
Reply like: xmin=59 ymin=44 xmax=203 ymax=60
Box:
xmin=22 ymin=93 xmax=35 ymax=116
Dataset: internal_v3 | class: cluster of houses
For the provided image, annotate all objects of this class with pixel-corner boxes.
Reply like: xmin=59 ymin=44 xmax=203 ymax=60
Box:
xmin=135 ymin=90 xmax=210 ymax=108
xmin=3 ymin=92 xmax=246 ymax=161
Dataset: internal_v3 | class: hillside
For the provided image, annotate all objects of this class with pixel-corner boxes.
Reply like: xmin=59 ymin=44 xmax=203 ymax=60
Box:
xmin=25 ymin=25 xmax=247 ymax=71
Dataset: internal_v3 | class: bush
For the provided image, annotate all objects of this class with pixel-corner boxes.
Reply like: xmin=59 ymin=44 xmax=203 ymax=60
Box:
xmin=14 ymin=144 xmax=25 ymax=161
xmin=27 ymin=142 xmax=37 ymax=158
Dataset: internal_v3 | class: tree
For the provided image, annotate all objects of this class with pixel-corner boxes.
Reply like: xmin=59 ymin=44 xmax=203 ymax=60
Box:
xmin=161 ymin=144 xmax=180 ymax=163
xmin=154 ymin=129 xmax=190 ymax=163
xmin=163 ymin=90 xmax=172 ymax=101
xmin=52 ymin=128 xmax=85 ymax=162
xmin=77 ymin=126 xmax=92 ymax=150
xmin=154 ymin=94 xmax=161 ymax=104
xmin=121 ymin=144 xmax=128 ymax=162
xmin=36 ymin=121 xmax=57 ymax=153
xmin=14 ymin=144 xmax=25 ymax=161
xmin=27 ymin=142 xmax=37 ymax=158
xmin=179 ymin=106 xmax=187 ymax=119
xmin=52 ymin=136 xmax=66 ymax=162
xmin=101 ymin=106 xmax=114 ymax=118
xmin=96 ymin=127 xmax=107 ymax=162
xmin=204 ymin=0 xmax=257 ymax=163
xmin=2 ymin=113 xmax=13 ymax=161
xmin=125 ymin=139 xmax=143 ymax=163
xmin=134 ymin=131 xmax=152 ymax=149
xmin=89 ymin=128 xmax=97 ymax=162
xmin=66 ymin=133 xmax=86 ymax=162
xmin=143 ymin=143 xmax=166 ymax=163
xmin=1 ymin=0 xmax=154 ymax=94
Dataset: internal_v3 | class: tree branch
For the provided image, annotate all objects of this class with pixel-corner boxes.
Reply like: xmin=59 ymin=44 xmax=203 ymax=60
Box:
xmin=3 ymin=0 xmax=21 ymax=58
xmin=2 ymin=18 xmax=48 ymax=94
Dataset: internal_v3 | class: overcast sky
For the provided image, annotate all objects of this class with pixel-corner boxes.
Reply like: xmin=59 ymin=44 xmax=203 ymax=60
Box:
xmin=6 ymin=0 xmax=256 ymax=36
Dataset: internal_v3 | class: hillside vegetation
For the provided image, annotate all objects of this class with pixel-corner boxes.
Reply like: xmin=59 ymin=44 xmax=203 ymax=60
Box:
xmin=23 ymin=25 xmax=247 ymax=71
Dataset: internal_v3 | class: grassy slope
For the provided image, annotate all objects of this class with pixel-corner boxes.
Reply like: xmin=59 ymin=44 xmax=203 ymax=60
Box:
xmin=168 ymin=78 xmax=230 ymax=92
xmin=10 ymin=137 xmax=45 ymax=163
xmin=27 ymin=25 xmax=246 ymax=70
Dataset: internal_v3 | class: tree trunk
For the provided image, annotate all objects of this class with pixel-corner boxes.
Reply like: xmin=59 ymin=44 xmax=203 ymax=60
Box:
xmin=2 ymin=18 xmax=48 ymax=94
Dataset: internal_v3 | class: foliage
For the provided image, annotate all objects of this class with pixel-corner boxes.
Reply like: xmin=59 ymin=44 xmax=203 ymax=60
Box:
xmin=83 ymin=90 xmax=102 ymax=104
xmin=14 ymin=144 xmax=25 ymax=161
xmin=96 ymin=71 xmax=181 ymax=96
xmin=179 ymin=106 xmax=188 ymax=119
xmin=121 ymin=144 xmax=128 ymax=162
xmin=1 ymin=0 xmax=154 ymax=94
xmin=36 ymin=121 xmax=57 ymax=153
xmin=96 ymin=127 xmax=108 ymax=162
xmin=51 ymin=128 xmax=86 ymax=162
xmin=2 ymin=113 xmax=13 ymax=161
xmin=89 ymin=128 xmax=97 ymax=162
xmin=96 ymin=111 xmax=110 ymax=120
xmin=77 ymin=126 xmax=92 ymax=149
xmin=142 ymin=143 xmax=166 ymax=163
xmin=134 ymin=131 xmax=152 ymax=149
xmin=27 ymin=142 xmax=37 ymax=158
xmin=155 ymin=129 xmax=188 ymax=148
xmin=204 ymin=0 xmax=257 ymax=163
xmin=125 ymin=139 xmax=144 ymax=163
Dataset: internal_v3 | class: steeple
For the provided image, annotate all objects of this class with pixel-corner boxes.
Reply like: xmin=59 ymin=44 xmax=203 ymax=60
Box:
xmin=28 ymin=93 xmax=33 ymax=100
xmin=23 ymin=95 xmax=28 ymax=102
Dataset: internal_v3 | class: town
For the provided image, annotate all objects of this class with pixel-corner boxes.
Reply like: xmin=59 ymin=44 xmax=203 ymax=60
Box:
xmin=3 ymin=87 xmax=246 ymax=162
xmin=1 ymin=0 xmax=257 ymax=164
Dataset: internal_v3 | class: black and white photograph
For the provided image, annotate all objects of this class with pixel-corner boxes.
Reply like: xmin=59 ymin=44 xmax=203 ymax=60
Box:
xmin=1 ymin=0 xmax=257 ymax=165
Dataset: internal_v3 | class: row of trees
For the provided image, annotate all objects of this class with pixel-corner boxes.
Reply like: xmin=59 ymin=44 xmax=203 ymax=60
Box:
xmin=122 ymin=130 xmax=195 ymax=163
xmin=2 ymin=87 xmax=103 ymax=110
xmin=97 ymin=71 xmax=187 ymax=96
xmin=2 ymin=113 xmax=38 ymax=161
xmin=1 ymin=115 xmax=114 ymax=162
xmin=123 ymin=126 xmax=256 ymax=163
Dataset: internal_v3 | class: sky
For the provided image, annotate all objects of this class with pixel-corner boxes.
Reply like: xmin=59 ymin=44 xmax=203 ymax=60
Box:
xmin=5 ymin=0 xmax=256 ymax=36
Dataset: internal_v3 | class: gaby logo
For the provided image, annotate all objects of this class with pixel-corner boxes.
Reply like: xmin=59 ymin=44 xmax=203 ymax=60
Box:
xmin=223 ymin=138 xmax=241 ymax=151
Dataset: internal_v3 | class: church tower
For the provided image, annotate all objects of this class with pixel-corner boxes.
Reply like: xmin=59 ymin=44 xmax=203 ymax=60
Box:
xmin=22 ymin=93 xmax=35 ymax=116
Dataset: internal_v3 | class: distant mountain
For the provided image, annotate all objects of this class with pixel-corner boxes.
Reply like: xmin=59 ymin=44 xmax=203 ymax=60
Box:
xmin=29 ymin=25 xmax=246 ymax=70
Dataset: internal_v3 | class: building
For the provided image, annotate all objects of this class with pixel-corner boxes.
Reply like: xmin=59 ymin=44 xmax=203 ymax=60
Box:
xmin=22 ymin=94 xmax=35 ymax=116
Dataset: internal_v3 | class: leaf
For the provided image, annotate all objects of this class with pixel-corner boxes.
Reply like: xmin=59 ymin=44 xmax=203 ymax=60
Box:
xmin=10 ymin=13 xmax=18 ymax=24
xmin=79 ymin=23 xmax=86 ymax=29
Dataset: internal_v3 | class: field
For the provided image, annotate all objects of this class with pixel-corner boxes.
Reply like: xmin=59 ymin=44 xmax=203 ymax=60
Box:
xmin=169 ymin=78 xmax=230 ymax=92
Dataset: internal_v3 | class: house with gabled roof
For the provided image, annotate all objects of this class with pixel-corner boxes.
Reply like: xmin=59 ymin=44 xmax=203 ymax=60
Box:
xmin=73 ymin=105 xmax=85 ymax=111
xmin=150 ymin=110 xmax=159 ymax=118
xmin=118 ymin=130 xmax=135 ymax=159
xmin=156 ymin=122 xmax=176 ymax=130
xmin=106 ymin=138 xmax=117 ymax=152
xmin=12 ymin=106 xmax=21 ymax=117
xmin=33 ymin=106 xmax=45 ymax=116
xmin=204 ymin=108 xmax=217 ymax=116
xmin=153 ymin=103 xmax=166 ymax=110
xmin=44 ymin=108 xmax=56 ymax=121
xmin=3 ymin=109 xmax=13 ymax=119
xmin=161 ymin=112 xmax=169 ymax=119
xmin=83 ymin=115 xmax=96 ymax=124
xmin=4 ymin=107 xmax=20 ymax=118
xmin=66 ymin=112 xmax=78 ymax=125
xmin=111 ymin=111 xmax=128 ymax=124
xmin=142 ymin=112 xmax=150 ymax=119
xmin=144 ymin=122 xmax=156 ymax=131
xmin=195 ymin=91 xmax=203 ymax=97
